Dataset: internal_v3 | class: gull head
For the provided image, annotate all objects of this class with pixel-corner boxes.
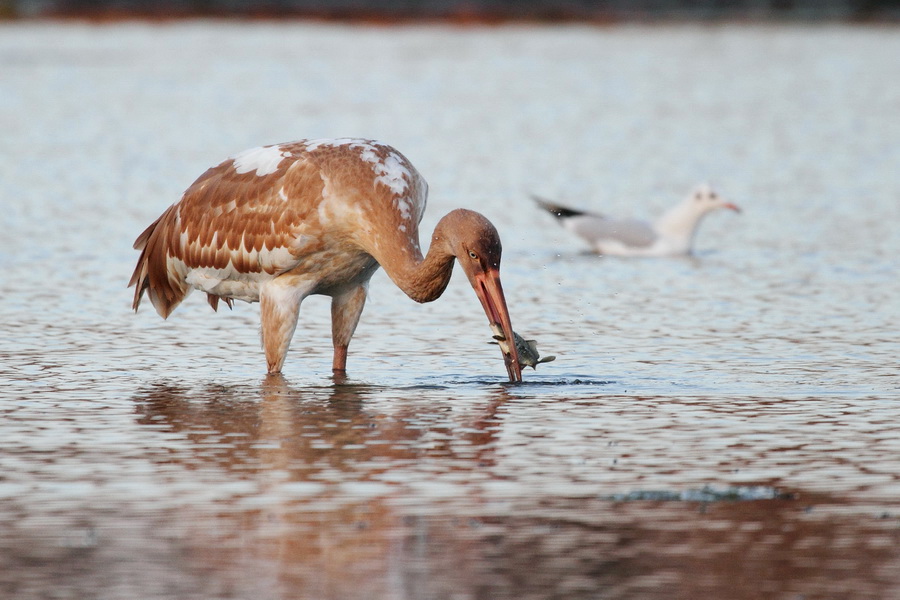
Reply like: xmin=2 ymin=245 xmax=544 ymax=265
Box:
xmin=689 ymin=184 xmax=741 ymax=214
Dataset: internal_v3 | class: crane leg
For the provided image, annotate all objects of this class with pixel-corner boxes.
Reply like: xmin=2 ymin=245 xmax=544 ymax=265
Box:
xmin=259 ymin=278 xmax=310 ymax=374
xmin=330 ymin=284 xmax=368 ymax=372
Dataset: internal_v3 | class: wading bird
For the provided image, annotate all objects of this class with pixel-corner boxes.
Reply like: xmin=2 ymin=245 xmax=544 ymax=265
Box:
xmin=130 ymin=138 xmax=522 ymax=381
xmin=535 ymin=184 xmax=740 ymax=257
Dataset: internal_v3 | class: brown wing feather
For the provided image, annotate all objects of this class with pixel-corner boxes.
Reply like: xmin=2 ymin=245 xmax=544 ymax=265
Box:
xmin=130 ymin=153 xmax=321 ymax=318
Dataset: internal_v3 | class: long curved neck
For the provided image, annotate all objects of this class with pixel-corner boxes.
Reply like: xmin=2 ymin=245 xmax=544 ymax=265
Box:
xmin=379 ymin=224 xmax=456 ymax=304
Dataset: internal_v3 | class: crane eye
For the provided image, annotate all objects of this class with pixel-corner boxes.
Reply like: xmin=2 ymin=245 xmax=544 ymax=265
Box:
xmin=468 ymin=251 xmax=479 ymax=260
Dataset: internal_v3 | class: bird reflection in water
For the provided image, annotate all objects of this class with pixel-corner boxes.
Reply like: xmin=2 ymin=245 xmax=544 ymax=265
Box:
xmin=130 ymin=375 xmax=512 ymax=598
xmin=133 ymin=374 xmax=509 ymax=473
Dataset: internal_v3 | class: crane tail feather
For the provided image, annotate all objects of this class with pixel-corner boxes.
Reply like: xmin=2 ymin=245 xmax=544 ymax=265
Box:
xmin=128 ymin=207 xmax=188 ymax=320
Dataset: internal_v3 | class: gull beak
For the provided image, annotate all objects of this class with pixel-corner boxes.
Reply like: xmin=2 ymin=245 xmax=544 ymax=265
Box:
xmin=723 ymin=202 xmax=742 ymax=213
xmin=472 ymin=268 xmax=522 ymax=383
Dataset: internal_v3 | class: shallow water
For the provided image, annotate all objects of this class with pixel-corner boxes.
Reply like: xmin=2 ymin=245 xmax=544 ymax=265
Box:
xmin=1 ymin=21 xmax=899 ymax=599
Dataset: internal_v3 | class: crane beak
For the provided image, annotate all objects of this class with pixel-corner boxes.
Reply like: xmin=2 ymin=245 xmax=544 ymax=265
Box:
xmin=473 ymin=268 xmax=523 ymax=383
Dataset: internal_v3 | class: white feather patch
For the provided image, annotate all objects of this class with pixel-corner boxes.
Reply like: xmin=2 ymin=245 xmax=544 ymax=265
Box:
xmin=257 ymin=243 xmax=298 ymax=274
xmin=372 ymin=151 xmax=410 ymax=195
xmin=231 ymin=145 xmax=292 ymax=177
xmin=185 ymin=265 xmax=268 ymax=303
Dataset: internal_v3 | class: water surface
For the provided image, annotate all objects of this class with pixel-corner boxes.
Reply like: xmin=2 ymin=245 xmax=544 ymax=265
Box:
xmin=1 ymin=21 xmax=899 ymax=599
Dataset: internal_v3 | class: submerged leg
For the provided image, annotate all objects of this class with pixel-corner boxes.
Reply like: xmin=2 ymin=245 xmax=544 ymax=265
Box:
xmin=330 ymin=283 xmax=368 ymax=372
xmin=259 ymin=278 xmax=312 ymax=374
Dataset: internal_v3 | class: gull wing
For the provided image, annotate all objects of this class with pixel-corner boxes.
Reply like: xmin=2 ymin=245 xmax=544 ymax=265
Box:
xmin=563 ymin=215 xmax=658 ymax=248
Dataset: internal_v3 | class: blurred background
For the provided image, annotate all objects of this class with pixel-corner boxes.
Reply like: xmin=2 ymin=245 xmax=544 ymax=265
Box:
xmin=3 ymin=0 xmax=900 ymax=20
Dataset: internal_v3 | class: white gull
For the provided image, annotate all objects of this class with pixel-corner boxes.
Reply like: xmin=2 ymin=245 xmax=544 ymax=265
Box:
xmin=535 ymin=184 xmax=741 ymax=257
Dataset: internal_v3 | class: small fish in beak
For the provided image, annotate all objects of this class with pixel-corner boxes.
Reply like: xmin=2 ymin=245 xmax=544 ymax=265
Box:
xmin=490 ymin=324 xmax=556 ymax=370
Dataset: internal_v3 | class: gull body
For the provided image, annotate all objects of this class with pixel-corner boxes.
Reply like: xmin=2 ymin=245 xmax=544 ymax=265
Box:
xmin=535 ymin=185 xmax=740 ymax=257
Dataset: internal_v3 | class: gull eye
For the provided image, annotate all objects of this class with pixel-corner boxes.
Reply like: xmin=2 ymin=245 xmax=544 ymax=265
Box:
xmin=468 ymin=251 xmax=478 ymax=260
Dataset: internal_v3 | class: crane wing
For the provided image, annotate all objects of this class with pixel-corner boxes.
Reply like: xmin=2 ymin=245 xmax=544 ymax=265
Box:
xmin=130 ymin=151 xmax=325 ymax=317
